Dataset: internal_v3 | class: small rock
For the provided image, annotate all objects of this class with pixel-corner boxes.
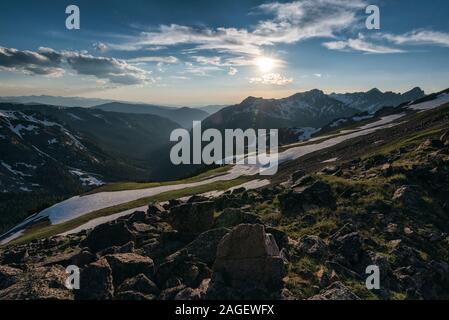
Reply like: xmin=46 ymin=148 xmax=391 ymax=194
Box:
xmin=308 ymin=282 xmax=360 ymax=300
xmin=392 ymin=186 xmax=420 ymax=206
xmin=117 ymin=273 xmax=159 ymax=296
xmin=291 ymin=169 xmax=306 ymax=181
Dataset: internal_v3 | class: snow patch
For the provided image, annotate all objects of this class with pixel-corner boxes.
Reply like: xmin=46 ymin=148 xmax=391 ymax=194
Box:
xmin=1 ymin=161 xmax=30 ymax=177
xmin=70 ymin=169 xmax=104 ymax=186
xmin=322 ymin=157 xmax=338 ymax=163
xmin=68 ymin=113 xmax=84 ymax=121
xmin=408 ymin=93 xmax=449 ymax=111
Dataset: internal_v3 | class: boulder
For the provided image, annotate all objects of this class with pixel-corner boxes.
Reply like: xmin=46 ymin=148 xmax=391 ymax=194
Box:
xmin=169 ymin=201 xmax=215 ymax=234
xmin=182 ymin=228 xmax=230 ymax=265
xmin=331 ymin=232 xmax=363 ymax=265
xmin=0 ymin=265 xmax=74 ymax=300
xmin=279 ymin=181 xmax=335 ymax=216
xmin=147 ymin=202 xmax=166 ymax=215
xmin=392 ymin=186 xmax=420 ymax=206
xmin=128 ymin=211 xmax=148 ymax=223
xmin=70 ymin=250 xmax=96 ymax=267
xmin=297 ymin=235 xmax=328 ymax=260
xmin=82 ymin=221 xmax=135 ymax=253
xmin=2 ymin=248 xmax=29 ymax=264
xmin=174 ymin=279 xmax=210 ymax=300
xmin=419 ymin=138 xmax=444 ymax=150
xmin=105 ymin=253 xmax=155 ymax=287
xmin=187 ymin=195 xmax=210 ymax=203
xmin=308 ymin=282 xmax=360 ymax=300
xmin=440 ymin=130 xmax=449 ymax=145
xmin=210 ymin=224 xmax=285 ymax=295
xmin=77 ymin=258 xmax=114 ymax=300
xmin=155 ymin=251 xmax=212 ymax=289
xmin=117 ymin=273 xmax=159 ymax=296
xmin=215 ymin=208 xmax=261 ymax=228
xmin=0 ymin=265 xmax=22 ymax=290
xmin=265 ymin=227 xmax=289 ymax=250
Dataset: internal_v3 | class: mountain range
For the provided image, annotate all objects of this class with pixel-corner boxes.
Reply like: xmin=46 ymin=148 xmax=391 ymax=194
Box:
xmin=93 ymin=102 xmax=209 ymax=129
xmin=330 ymin=87 xmax=425 ymax=113
xmin=202 ymin=88 xmax=425 ymax=131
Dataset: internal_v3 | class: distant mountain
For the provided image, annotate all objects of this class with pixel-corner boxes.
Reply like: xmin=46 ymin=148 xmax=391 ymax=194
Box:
xmin=197 ymin=105 xmax=228 ymax=115
xmin=0 ymin=95 xmax=115 ymax=108
xmin=0 ymin=103 xmax=180 ymax=172
xmin=330 ymin=87 xmax=425 ymax=113
xmin=202 ymin=89 xmax=359 ymax=130
xmin=93 ymin=102 xmax=209 ymax=128
xmin=0 ymin=102 xmax=183 ymax=232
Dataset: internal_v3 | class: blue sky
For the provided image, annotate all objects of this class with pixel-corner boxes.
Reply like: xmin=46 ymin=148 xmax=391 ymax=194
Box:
xmin=0 ymin=0 xmax=448 ymax=106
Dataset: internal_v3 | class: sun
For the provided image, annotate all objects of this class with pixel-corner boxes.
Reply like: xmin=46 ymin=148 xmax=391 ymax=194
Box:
xmin=255 ymin=56 xmax=275 ymax=73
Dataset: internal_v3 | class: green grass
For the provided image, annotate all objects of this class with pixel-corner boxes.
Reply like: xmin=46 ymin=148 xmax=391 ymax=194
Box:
xmin=373 ymin=125 xmax=446 ymax=156
xmin=5 ymin=176 xmax=251 ymax=247
xmin=84 ymin=165 xmax=231 ymax=194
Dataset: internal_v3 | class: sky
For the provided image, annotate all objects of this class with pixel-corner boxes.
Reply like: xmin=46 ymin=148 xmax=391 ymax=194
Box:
xmin=0 ymin=0 xmax=448 ymax=106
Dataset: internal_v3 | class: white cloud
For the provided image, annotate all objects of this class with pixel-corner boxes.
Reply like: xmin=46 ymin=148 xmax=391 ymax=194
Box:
xmin=0 ymin=46 xmax=153 ymax=85
xmin=192 ymin=56 xmax=223 ymax=66
xmin=127 ymin=56 xmax=179 ymax=64
xmin=93 ymin=42 xmax=108 ymax=52
xmin=111 ymin=0 xmax=367 ymax=59
xmin=228 ymin=67 xmax=238 ymax=76
xmin=249 ymin=73 xmax=293 ymax=86
xmin=381 ymin=30 xmax=449 ymax=47
xmin=323 ymin=34 xmax=405 ymax=54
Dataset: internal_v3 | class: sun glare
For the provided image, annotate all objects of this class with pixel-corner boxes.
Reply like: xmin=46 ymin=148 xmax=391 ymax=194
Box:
xmin=255 ymin=56 xmax=275 ymax=73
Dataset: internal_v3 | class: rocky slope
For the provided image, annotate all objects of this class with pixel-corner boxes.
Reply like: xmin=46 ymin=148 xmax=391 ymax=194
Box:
xmin=1 ymin=100 xmax=448 ymax=300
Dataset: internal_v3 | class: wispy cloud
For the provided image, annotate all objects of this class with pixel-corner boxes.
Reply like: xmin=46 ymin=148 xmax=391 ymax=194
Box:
xmin=381 ymin=30 xmax=449 ymax=47
xmin=249 ymin=73 xmax=293 ymax=86
xmin=323 ymin=34 xmax=405 ymax=54
xmin=228 ymin=67 xmax=238 ymax=76
xmin=110 ymin=0 xmax=367 ymax=59
xmin=128 ymin=56 xmax=179 ymax=64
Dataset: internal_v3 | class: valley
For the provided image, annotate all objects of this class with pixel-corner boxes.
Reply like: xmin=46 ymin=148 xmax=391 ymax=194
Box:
xmin=2 ymin=89 xmax=448 ymax=247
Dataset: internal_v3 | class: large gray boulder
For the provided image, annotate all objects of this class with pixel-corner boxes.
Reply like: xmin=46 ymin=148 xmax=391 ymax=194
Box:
xmin=209 ymin=224 xmax=285 ymax=298
xmin=169 ymin=201 xmax=215 ymax=234
xmin=82 ymin=221 xmax=135 ymax=253
xmin=77 ymin=258 xmax=114 ymax=300
xmin=105 ymin=253 xmax=154 ymax=287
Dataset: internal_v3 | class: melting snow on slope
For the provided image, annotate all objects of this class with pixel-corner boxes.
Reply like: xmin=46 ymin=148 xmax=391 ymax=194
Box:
xmin=322 ymin=157 xmax=338 ymax=163
xmin=70 ymin=169 xmax=104 ymax=187
xmin=408 ymin=93 xmax=449 ymax=111
xmin=296 ymin=127 xmax=321 ymax=141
